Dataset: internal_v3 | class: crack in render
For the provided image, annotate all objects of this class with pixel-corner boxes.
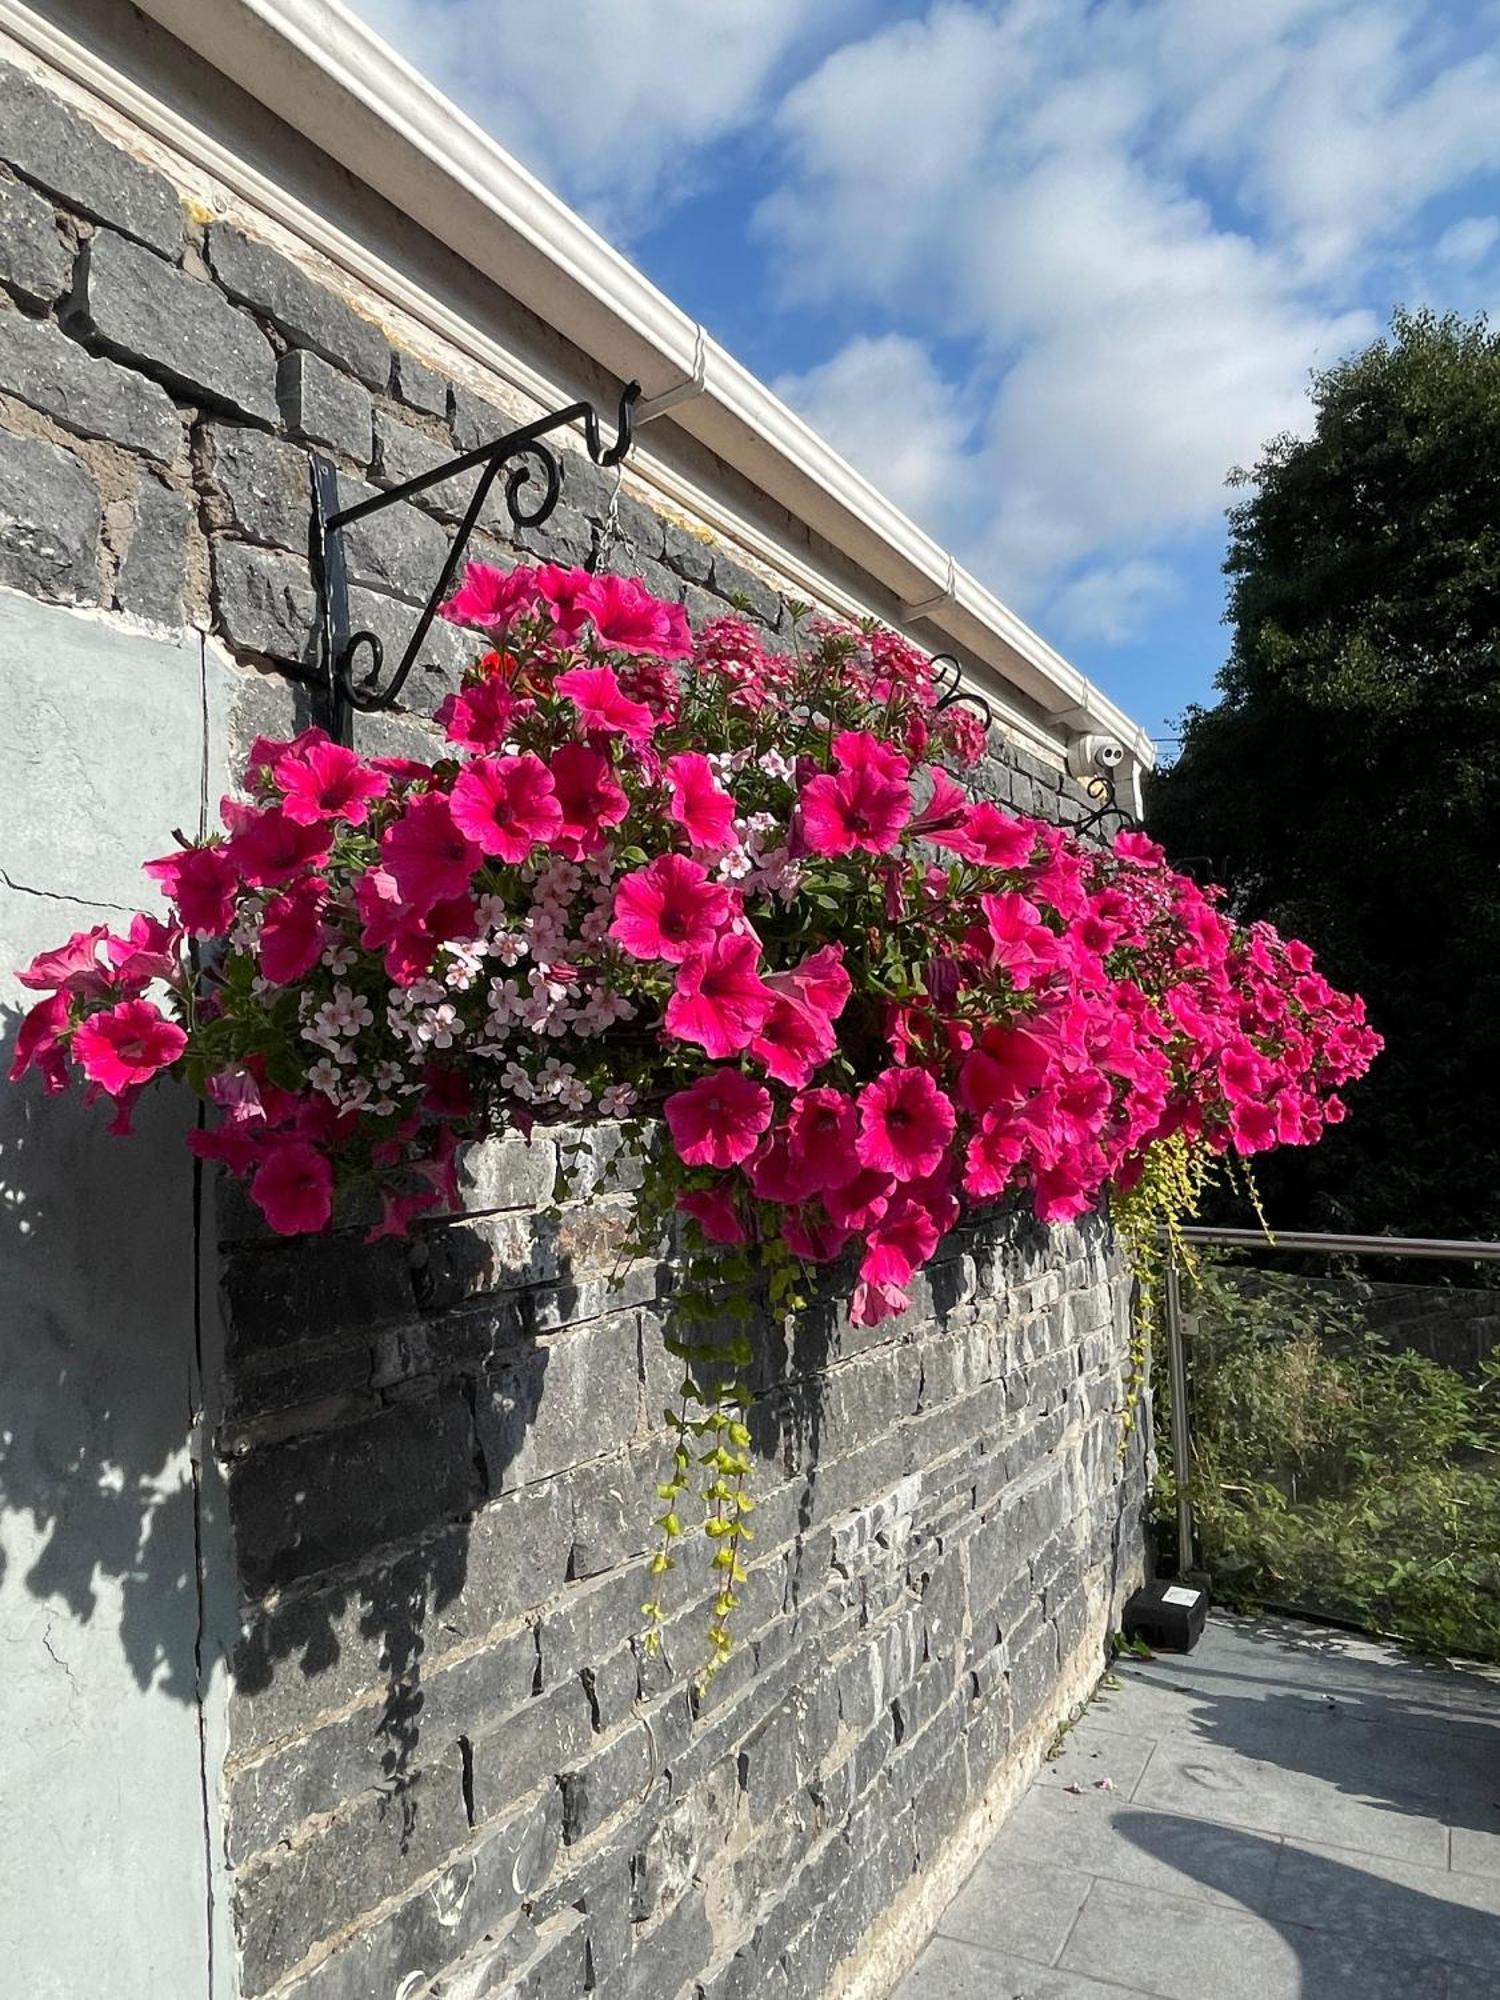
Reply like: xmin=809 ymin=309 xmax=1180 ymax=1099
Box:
xmin=41 ymin=1620 xmax=80 ymax=1695
xmin=0 ymin=868 xmax=137 ymax=914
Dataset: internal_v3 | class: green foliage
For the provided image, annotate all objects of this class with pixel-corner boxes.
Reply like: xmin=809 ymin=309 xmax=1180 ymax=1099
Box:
xmin=1158 ymin=1256 xmax=1500 ymax=1660
xmin=1147 ymin=307 xmax=1500 ymax=1239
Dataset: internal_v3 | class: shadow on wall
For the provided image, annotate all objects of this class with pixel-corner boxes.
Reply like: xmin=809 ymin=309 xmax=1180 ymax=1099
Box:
xmin=0 ymin=1007 xmax=206 ymax=1705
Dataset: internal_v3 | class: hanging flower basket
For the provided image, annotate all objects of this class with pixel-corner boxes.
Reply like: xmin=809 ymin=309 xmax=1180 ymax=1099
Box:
xmin=9 ymin=563 xmax=1380 ymax=1665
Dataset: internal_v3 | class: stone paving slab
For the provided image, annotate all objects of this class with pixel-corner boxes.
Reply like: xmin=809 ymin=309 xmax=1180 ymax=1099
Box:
xmin=892 ymin=1614 xmax=1500 ymax=2000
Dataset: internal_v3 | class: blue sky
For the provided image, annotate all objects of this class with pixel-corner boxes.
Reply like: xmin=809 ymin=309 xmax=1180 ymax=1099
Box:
xmin=352 ymin=0 xmax=1500 ymax=749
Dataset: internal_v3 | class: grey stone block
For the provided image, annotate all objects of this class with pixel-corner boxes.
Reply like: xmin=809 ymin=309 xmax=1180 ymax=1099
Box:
xmin=340 ymin=472 xmax=452 ymax=604
xmin=211 ymin=538 xmax=315 ymax=662
xmin=228 ymin=1384 xmax=484 ymax=1592
xmin=203 ymin=421 xmax=309 ymax=550
xmin=449 ymin=382 xmax=513 ymax=453
xmin=711 ymin=551 xmax=783 ymax=628
xmin=458 ymin=1132 xmax=559 ymax=1214
xmin=661 ymin=514 xmax=715 ymax=585
xmin=277 ymin=347 xmax=371 ymax=460
xmin=372 ymin=405 xmax=487 ymax=525
xmin=468 ymin=1678 xmax=593 ymax=1822
xmin=476 ymin=1311 xmax=640 ymax=1492
xmin=625 ymin=1889 xmax=713 ymax=2000
xmin=391 ymin=346 xmax=448 ymax=416
xmin=0 ymin=169 xmax=71 ymax=308
xmin=79 ymin=229 xmax=277 ymax=422
xmin=561 ymin=1719 xmax=653 ymax=1842
xmin=0 ymin=60 xmax=181 ymax=255
xmin=0 ymin=309 xmax=180 ymax=465
xmin=206 ymin=222 xmax=389 ymax=387
xmin=0 ymin=425 xmax=97 ymax=602
xmin=117 ymin=476 xmax=193 ymax=625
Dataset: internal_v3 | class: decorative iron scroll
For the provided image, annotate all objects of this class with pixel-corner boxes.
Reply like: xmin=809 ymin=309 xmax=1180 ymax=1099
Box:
xmin=308 ymin=380 xmax=641 ymax=745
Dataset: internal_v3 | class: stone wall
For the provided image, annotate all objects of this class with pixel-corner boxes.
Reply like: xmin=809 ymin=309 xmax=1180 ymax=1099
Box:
xmin=0 ymin=40 xmax=1147 ymax=2000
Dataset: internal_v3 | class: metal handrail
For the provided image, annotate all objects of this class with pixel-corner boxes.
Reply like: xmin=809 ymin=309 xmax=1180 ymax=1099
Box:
xmin=1160 ymin=1225 xmax=1500 ymax=1572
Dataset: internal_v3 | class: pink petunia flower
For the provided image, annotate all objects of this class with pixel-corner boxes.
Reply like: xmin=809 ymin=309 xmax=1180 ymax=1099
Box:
xmin=859 ymin=1194 xmax=941 ymax=1287
xmin=223 ymin=804 xmax=332 ymax=887
xmin=665 ymin=752 xmax=737 ymax=851
xmin=821 ymin=1166 xmax=896 ymax=1231
xmin=259 ymin=876 xmax=328 ymax=985
xmin=750 ymin=988 xmax=836 ymax=1088
xmin=532 ymin=564 xmax=601 ymax=643
xmin=549 ymin=743 xmax=630 ymax=858
xmin=275 ymin=740 xmax=389 ymax=826
xmin=555 ymin=664 xmax=657 ymax=746
xmin=450 ymin=753 xmax=563 ymax=863
xmin=144 ymin=846 xmax=239 ymax=937
xmin=7 ymin=990 xmax=72 ymax=1091
xmin=781 ymin=1205 xmax=853 ymax=1264
xmin=799 ymin=761 xmax=911 ymax=857
xmin=71 ymin=998 xmax=186 ymax=1095
xmin=784 ymin=1087 xmax=860 ymax=1192
xmin=664 ymin=1067 xmax=772 ymax=1167
xmin=582 ymin=573 xmax=692 ymax=659
xmin=955 ymin=804 xmax=1036 ymax=870
xmin=380 ymin=792 xmax=481 ymax=912
xmin=16 ymin=926 xmax=117 ymax=997
xmin=436 ymin=673 xmax=527 ymax=753
xmin=251 ymin=1139 xmax=334 ymax=1234
xmin=856 ymin=1066 xmax=956 ymax=1182
xmin=744 ymin=1130 xmax=820 ymax=1204
xmin=610 ymin=854 xmax=731 ymax=963
xmin=664 ymin=933 xmax=775 ymax=1057
xmin=677 ymin=1184 xmax=748 ymax=1245
xmin=441 ymin=562 xmax=539 ymax=631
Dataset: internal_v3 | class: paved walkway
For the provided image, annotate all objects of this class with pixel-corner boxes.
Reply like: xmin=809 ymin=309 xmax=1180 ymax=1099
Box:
xmin=894 ymin=1613 xmax=1500 ymax=1999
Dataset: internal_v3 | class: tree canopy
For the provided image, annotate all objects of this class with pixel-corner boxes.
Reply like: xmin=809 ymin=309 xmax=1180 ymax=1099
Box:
xmin=1147 ymin=308 xmax=1500 ymax=1239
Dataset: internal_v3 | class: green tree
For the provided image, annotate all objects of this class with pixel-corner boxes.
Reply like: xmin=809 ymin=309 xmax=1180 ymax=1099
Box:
xmin=1148 ymin=309 xmax=1500 ymax=1238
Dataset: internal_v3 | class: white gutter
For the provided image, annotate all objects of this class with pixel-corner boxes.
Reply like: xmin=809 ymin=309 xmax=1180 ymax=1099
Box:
xmin=13 ymin=0 xmax=1153 ymax=768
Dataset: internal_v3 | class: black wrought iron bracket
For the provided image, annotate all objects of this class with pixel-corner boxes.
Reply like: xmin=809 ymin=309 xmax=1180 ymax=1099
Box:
xmin=1065 ymin=770 xmax=1140 ymax=839
xmin=929 ymin=653 xmax=993 ymax=734
xmin=307 ymin=380 xmax=641 ymax=745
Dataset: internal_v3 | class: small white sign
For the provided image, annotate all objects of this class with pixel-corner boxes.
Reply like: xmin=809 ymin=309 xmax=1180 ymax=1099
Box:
xmin=1162 ymin=1585 xmax=1201 ymax=1608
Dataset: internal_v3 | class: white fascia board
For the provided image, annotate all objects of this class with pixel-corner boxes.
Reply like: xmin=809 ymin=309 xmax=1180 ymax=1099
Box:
xmin=47 ymin=0 xmax=1154 ymax=768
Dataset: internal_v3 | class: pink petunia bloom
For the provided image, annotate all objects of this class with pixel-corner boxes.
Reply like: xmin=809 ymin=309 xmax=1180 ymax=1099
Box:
xmin=831 ymin=730 xmax=909 ymax=782
xmin=532 ymin=564 xmax=601 ymax=643
xmin=8 ymin=990 xmax=72 ymax=1091
xmin=781 ymin=1205 xmax=853 ymax=1264
xmin=610 ymin=854 xmax=730 ymax=963
xmin=909 ymin=768 xmax=972 ymax=845
xmin=450 ymin=753 xmax=563 ymax=863
xmin=677 ymin=1184 xmax=748 ymax=1245
xmin=785 ymin=1087 xmax=860 ymax=1191
xmin=105 ymin=912 xmax=182 ymax=994
xmin=980 ymin=891 xmax=1061 ymax=990
xmin=964 ymin=1115 xmax=1024 ymax=1199
xmin=549 ymin=743 xmax=630 ymax=858
xmin=664 ymin=1067 xmax=772 ymax=1168
xmin=144 ymin=846 xmax=239 ymax=937
xmin=251 ymin=1139 xmax=334 ymax=1234
xmin=750 ymin=988 xmax=836 ymax=1088
xmin=16 ymin=926 xmax=117 ymax=996
xmin=365 ymin=1185 xmax=443 ymax=1244
xmin=665 ymin=752 xmax=737 ymax=851
xmin=663 ymin=933 xmax=775 ymax=1057
xmin=956 ymin=804 xmax=1036 ymax=870
xmin=441 ymin=562 xmax=539 ymax=632
xmin=259 ymin=876 xmax=328 ymax=985
xmin=799 ymin=761 xmax=911 ymax=857
xmin=822 ymin=1167 xmax=896 ymax=1231
xmin=555 ymin=664 xmax=657 ymax=746
xmin=436 ymin=673 xmax=527 ymax=752
xmin=859 ymin=1194 xmax=941 ymax=1287
xmin=856 ymin=1067 xmax=956 ymax=1182
xmin=380 ymin=792 xmax=481 ymax=913
xmin=850 ymin=1278 xmax=910 ymax=1327
xmin=778 ymin=944 xmax=852 ymax=1022
xmin=71 ymin=998 xmax=186 ymax=1095
xmin=744 ymin=1130 xmax=820 ymax=1204
xmin=274 ymin=741 xmax=387 ymax=828
xmin=582 ymin=572 xmax=692 ymax=659
xmin=224 ymin=804 xmax=332 ymax=887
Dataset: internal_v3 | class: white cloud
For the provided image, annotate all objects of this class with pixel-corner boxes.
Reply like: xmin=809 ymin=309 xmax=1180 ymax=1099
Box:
xmin=349 ymin=0 xmax=848 ymax=238
xmin=1436 ymin=214 xmax=1500 ymax=267
xmin=756 ymin=0 xmax=1500 ymax=637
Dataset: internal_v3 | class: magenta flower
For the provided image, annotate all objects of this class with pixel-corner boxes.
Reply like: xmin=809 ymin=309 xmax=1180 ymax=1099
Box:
xmin=610 ymin=854 xmax=731 ymax=963
xmin=750 ymin=988 xmax=836 ymax=1088
xmin=436 ymin=674 xmax=527 ymax=752
xmin=664 ymin=933 xmax=775 ymax=1058
xmin=275 ymin=740 xmax=389 ymax=826
xmin=251 ymin=1139 xmax=334 ymax=1234
xmin=441 ymin=562 xmax=538 ymax=632
xmin=71 ymin=998 xmax=186 ymax=1096
xmin=664 ymin=1067 xmax=772 ymax=1168
xmin=7 ymin=991 xmax=72 ymax=1091
xmin=555 ymin=664 xmax=657 ymax=746
xmin=677 ymin=1184 xmax=748 ymax=1245
xmin=532 ymin=564 xmax=601 ymax=643
xmin=784 ymin=1087 xmax=859 ymax=1192
xmin=224 ymin=804 xmax=332 ymax=887
xmin=665 ymin=752 xmax=737 ymax=851
xmin=956 ymin=803 xmax=1036 ymax=870
xmin=17 ymin=926 xmax=118 ymax=999
xmin=780 ymin=1205 xmax=853 ymax=1264
xmin=144 ymin=846 xmax=239 ymax=936
xmin=259 ymin=876 xmax=328 ymax=985
xmin=450 ymin=753 xmax=563 ymax=863
xmin=856 ymin=1067 xmax=956 ymax=1182
xmin=380 ymin=793 xmax=481 ymax=913
xmin=799 ymin=761 xmax=911 ymax=857
xmin=581 ymin=573 xmax=692 ymax=659
xmin=550 ymin=743 xmax=630 ymax=858
xmin=859 ymin=1194 xmax=941 ymax=1287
